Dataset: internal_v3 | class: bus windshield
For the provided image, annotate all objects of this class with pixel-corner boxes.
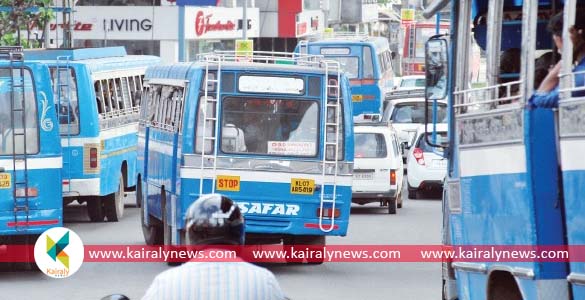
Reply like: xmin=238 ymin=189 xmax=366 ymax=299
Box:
xmin=390 ymin=102 xmax=447 ymax=123
xmin=220 ymin=97 xmax=319 ymax=157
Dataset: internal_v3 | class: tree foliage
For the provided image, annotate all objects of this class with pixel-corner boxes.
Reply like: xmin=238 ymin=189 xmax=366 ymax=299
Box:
xmin=0 ymin=0 xmax=54 ymax=48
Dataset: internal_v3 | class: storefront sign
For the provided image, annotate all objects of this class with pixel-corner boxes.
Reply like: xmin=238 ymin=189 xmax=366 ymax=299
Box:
xmin=295 ymin=10 xmax=324 ymax=37
xmin=401 ymin=9 xmax=415 ymax=24
xmin=44 ymin=6 xmax=178 ymax=41
xmin=185 ymin=7 xmax=259 ymax=39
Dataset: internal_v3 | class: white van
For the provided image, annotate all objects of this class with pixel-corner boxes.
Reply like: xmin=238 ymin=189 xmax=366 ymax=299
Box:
xmin=352 ymin=123 xmax=404 ymax=214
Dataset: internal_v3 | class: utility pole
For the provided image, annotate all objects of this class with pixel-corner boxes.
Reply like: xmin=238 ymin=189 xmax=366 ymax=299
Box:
xmin=242 ymin=0 xmax=247 ymax=39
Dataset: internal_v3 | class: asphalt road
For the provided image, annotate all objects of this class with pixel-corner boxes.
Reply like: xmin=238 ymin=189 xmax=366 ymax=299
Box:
xmin=0 ymin=189 xmax=443 ymax=300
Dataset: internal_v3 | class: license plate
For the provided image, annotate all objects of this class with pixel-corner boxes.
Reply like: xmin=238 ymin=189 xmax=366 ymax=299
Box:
xmin=353 ymin=173 xmax=374 ymax=180
xmin=290 ymin=178 xmax=315 ymax=195
xmin=0 ymin=173 xmax=11 ymax=189
xmin=216 ymin=175 xmax=240 ymax=192
xmin=432 ymin=160 xmax=447 ymax=168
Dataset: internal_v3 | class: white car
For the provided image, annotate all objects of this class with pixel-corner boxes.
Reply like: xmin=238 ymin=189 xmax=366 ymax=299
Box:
xmin=395 ymin=75 xmax=425 ymax=91
xmin=352 ymin=123 xmax=404 ymax=214
xmin=382 ymin=97 xmax=448 ymax=161
xmin=406 ymin=124 xmax=448 ymax=199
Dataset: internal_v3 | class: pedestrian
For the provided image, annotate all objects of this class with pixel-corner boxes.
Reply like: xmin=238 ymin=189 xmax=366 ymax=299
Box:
xmin=141 ymin=194 xmax=287 ymax=300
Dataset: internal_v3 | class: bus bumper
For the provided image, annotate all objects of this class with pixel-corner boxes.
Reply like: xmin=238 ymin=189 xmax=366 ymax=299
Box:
xmin=63 ymin=178 xmax=100 ymax=197
xmin=0 ymin=209 xmax=63 ymax=236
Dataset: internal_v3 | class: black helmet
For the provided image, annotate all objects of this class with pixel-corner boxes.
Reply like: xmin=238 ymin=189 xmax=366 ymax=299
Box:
xmin=185 ymin=194 xmax=245 ymax=245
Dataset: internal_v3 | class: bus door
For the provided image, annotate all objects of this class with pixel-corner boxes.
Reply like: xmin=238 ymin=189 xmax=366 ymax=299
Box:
xmin=0 ymin=48 xmax=62 ymax=238
xmin=50 ymin=57 xmax=77 ymax=192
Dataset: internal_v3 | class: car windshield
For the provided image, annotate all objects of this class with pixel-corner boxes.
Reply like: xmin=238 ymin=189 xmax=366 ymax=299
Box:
xmin=354 ymin=133 xmax=387 ymax=158
xmin=400 ymin=78 xmax=426 ymax=88
xmin=390 ymin=102 xmax=447 ymax=123
xmin=417 ymin=132 xmax=447 ymax=154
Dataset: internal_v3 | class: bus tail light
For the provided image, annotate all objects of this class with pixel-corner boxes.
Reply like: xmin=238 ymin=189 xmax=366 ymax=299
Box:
xmin=15 ymin=187 xmax=38 ymax=198
xmin=390 ymin=170 xmax=396 ymax=186
xmin=413 ymin=148 xmax=425 ymax=165
xmin=317 ymin=208 xmax=340 ymax=218
xmin=90 ymin=148 xmax=98 ymax=168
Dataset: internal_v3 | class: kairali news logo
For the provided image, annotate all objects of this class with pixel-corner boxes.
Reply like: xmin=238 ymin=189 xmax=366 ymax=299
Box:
xmin=34 ymin=227 xmax=85 ymax=278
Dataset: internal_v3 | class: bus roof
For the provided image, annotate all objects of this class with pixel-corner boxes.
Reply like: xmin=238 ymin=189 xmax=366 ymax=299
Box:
xmin=306 ymin=36 xmax=390 ymax=53
xmin=146 ymin=61 xmax=338 ymax=81
xmin=24 ymin=49 xmax=160 ymax=73
xmin=24 ymin=47 xmax=128 ymax=61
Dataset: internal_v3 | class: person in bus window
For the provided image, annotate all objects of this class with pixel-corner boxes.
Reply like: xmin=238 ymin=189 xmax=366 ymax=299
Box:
xmin=498 ymin=48 xmax=521 ymax=101
xmin=529 ymin=11 xmax=585 ymax=108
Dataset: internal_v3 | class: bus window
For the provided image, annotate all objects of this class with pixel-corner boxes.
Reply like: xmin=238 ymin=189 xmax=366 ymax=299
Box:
xmin=363 ymin=46 xmax=374 ymax=79
xmin=120 ymin=77 xmax=131 ymax=110
xmin=94 ymin=81 xmax=105 ymax=114
xmin=195 ymin=97 xmax=216 ymax=154
xmin=50 ymin=67 xmax=80 ymax=135
xmin=114 ymin=78 xmax=125 ymax=110
xmin=0 ymin=68 xmax=39 ymax=155
xmin=221 ymin=98 xmax=319 ymax=156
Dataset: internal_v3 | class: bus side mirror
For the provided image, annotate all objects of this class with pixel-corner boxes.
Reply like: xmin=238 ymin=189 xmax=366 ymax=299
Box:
xmin=425 ymin=37 xmax=448 ymax=100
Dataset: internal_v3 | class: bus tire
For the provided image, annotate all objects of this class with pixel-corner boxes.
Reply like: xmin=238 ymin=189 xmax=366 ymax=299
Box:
xmin=388 ymin=198 xmax=397 ymax=214
xmin=104 ymin=173 xmax=125 ymax=222
xmin=139 ymin=180 xmax=163 ymax=246
xmin=87 ymin=197 xmax=105 ymax=222
xmin=408 ymin=186 xmax=418 ymax=199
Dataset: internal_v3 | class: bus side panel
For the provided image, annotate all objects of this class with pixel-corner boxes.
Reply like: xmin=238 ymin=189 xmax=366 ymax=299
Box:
xmin=99 ymin=128 xmax=139 ymax=195
xmin=563 ymin=169 xmax=585 ymax=298
xmin=145 ymin=130 xmax=176 ymax=222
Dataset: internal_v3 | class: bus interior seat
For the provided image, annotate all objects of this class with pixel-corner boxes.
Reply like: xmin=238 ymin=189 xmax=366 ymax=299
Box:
xmin=222 ymin=124 xmax=247 ymax=152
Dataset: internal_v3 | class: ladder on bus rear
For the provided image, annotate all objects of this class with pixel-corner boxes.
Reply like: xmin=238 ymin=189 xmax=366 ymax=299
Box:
xmin=319 ymin=60 xmax=342 ymax=232
xmin=199 ymin=55 xmax=222 ymax=195
xmin=297 ymin=40 xmax=309 ymax=56
xmin=1 ymin=46 xmax=30 ymax=231
xmin=56 ymin=56 xmax=73 ymax=192
xmin=54 ymin=56 xmax=75 ymax=192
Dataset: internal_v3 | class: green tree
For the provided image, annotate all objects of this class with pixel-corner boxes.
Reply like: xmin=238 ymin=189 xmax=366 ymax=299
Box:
xmin=0 ymin=0 xmax=54 ymax=48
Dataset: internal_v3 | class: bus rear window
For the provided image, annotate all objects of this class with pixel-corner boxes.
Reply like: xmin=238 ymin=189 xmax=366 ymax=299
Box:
xmin=326 ymin=57 xmax=359 ymax=79
xmin=220 ymin=97 xmax=319 ymax=157
xmin=354 ymin=133 xmax=387 ymax=158
xmin=50 ymin=67 xmax=80 ymax=135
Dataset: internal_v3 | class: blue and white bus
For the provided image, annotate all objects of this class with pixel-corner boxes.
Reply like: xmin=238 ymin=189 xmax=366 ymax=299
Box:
xmin=423 ymin=0 xmax=584 ymax=299
xmin=0 ymin=47 xmax=62 ymax=248
xmin=138 ymin=52 xmax=354 ymax=262
xmin=296 ymin=34 xmax=394 ymax=121
xmin=25 ymin=47 xmax=160 ymax=222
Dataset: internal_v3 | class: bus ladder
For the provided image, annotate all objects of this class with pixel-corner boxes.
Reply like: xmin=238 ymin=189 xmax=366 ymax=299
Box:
xmin=56 ymin=56 xmax=73 ymax=193
xmin=199 ymin=55 xmax=222 ymax=195
xmin=297 ymin=40 xmax=309 ymax=56
xmin=319 ymin=61 xmax=342 ymax=233
xmin=2 ymin=46 xmax=30 ymax=232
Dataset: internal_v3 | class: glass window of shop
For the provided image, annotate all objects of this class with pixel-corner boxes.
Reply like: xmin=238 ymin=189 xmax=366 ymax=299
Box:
xmin=74 ymin=40 xmax=160 ymax=56
xmin=76 ymin=0 xmax=161 ymax=5
xmin=186 ymin=40 xmax=235 ymax=61
xmin=304 ymin=0 xmax=320 ymax=10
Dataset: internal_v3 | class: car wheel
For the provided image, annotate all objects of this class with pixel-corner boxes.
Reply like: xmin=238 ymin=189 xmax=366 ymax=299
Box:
xmin=104 ymin=173 xmax=125 ymax=222
xmin=388 ymin=198 xmax=397 ymax=214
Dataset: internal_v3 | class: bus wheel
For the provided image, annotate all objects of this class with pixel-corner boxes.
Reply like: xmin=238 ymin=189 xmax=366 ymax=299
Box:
xmin=139 ymin=181 xmax=163 ymax=245
xmin=87 ymin=197 xmax=105 ymax=222
xmin=104 ymin=173 xmax=125 ymax=222
xmin=388 ymin=198 xmax=397 ymax=214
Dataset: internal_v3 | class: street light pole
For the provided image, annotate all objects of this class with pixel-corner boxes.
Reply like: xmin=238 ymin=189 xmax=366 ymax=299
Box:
xmin=242 ymin=0 xmax=247 ymax=39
